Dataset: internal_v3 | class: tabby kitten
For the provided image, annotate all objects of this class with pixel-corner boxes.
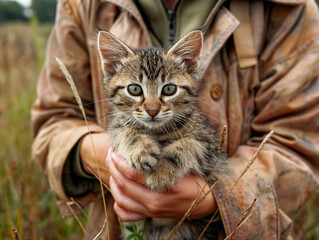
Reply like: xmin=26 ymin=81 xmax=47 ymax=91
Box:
xmin=97 ymin=30 xmax=225 ymax=240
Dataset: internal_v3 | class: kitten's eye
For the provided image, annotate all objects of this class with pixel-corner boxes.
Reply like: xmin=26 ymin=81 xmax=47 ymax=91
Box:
xmin=128 ymin=84 xmax=143 ymax=96
xmin=162 ymin=84 xmax=177 ymax=96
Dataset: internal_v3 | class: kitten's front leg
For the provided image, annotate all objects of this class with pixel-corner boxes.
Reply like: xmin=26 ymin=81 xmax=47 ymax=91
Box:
xmin=114 ymin=133 xmax=161 ymax=172
xmin=146 ymin=138 xmax=205 ymax=191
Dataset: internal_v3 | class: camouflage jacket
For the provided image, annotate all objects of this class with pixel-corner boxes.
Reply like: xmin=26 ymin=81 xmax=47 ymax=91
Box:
xmin=32 ymin=0 xmax=319 ymax=239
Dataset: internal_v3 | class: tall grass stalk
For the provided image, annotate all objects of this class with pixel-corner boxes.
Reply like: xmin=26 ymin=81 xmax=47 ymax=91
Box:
xmin=197 ymin=130 xmax=274 ymax=239
xmin=0 ymin=23 xmax=87 ymax=239
xmin=168 ymin=125 xmax=227 ymax=239
xmin=56 ymin=57 xmax=110 ymax=240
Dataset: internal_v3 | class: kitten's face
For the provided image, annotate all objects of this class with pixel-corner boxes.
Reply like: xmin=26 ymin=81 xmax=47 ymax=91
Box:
xmin=107 ymin=49 xmax=197 ymax=128
xmin=98 ymin=31 xmax=202 ymax=129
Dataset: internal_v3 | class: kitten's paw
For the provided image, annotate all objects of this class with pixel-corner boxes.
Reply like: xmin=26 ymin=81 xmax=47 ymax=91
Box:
xmin=128 ymin=145 xmax=160 ymax=172
xmin=146 ymin=172 xmax=178 ymax=191
xmin=145 ymin=152 xmax=187 ymax=191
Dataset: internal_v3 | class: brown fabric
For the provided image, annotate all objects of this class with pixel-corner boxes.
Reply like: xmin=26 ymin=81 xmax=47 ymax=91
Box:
xmin=230 ymin=0 xmax=257 ymax=68
xmin=31 ymin=0 xmax=319 ymax=239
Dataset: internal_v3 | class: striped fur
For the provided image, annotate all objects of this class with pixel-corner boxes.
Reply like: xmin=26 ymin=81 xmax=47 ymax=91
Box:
xmin=98 ymin=30 xmax=226 ymax=240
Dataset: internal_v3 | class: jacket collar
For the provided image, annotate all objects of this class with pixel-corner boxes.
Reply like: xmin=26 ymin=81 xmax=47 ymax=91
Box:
xmin=102 ymin=0 xmax=239 ymax=77
xmin=199 ymin=6 xmax=239 ymax=78
xmin=101 ymin=0 xmax=152 ymax=45
xmin=100 ymin=0 xmax=305 ymax=50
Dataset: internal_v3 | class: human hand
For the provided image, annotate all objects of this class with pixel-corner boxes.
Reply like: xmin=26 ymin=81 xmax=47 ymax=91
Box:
xmin=80 ymin=132 xmax=112 ymax=186
xmin=107 ymin=148 xmax=217 ymax=222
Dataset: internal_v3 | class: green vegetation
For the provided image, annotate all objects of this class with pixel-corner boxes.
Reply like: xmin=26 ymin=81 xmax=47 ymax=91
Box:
xmin=31 ymin=0 xmax=57 ymax=23
xmin=125 ymin=224 xmax=144 ymax=240
xmin=295 ymin=195 xmax=319 ymax=239
xmin=0 ymin=1 xmax=28 ymax=23
xmin=0 ymin=0 xmax=57 ymax=24
xmin=0 ymin=22 xmax=86 ymax=239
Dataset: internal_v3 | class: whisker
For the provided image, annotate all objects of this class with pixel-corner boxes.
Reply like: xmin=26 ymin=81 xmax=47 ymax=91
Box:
xmin=199 ymin=112 xmax=227 ymax=127
xmin=173 ymin=113 xmax=200 ymax=134
xmin=84 ymin=98 xmax=111 ymax=106
xmin=169 ymin=119 xmax=188 ymax=153
xmin=162 ymin=124 xmax=170 ymax=135
xmin=95 ymin=112 xmax=123 ymax=125
xmin=173 ymin=115 xmax=197 ymax=137
xmin=196 ymin=98 xmax=214 ymax=107
xmin=114 ymin=117 xmax=134 ymax=137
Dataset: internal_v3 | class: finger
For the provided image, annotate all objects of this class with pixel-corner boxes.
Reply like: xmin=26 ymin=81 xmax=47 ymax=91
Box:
xmin=108 ymin=157 xmax=170 ymax=216
xmin=109 ymin=176 xmax=147 ymax=214
xmin=105 ymin=147 xmax=113 ymax=165
xmin=110 ymin=156 xmax=154 ymax=200
xmin=111 ymin=152 xmax=145 ymax=185
xmin=114 ymin=203 xmax=147 ymax=222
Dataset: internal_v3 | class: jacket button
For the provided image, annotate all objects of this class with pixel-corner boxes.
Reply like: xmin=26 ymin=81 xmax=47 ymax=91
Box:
xmin=211 ymin=83 xmax=223 ymax=100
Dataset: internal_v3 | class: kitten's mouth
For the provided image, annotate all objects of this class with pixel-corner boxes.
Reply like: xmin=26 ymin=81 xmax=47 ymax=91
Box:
xmin=145 ymin=117 xmax=161 ymax=123
xmin=140 ymin=117 xmax=166 ymax=128
xmin=133 ymin=113 xmax=172 ymax=128
xmin=149 ymin=117 xmax=159 ymax=122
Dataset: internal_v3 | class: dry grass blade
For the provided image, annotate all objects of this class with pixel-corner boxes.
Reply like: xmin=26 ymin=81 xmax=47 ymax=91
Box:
xmin=194 ymin=125 xmax=227 ymax=209
xmin=11 ymin=228 xmax=21 ymax=240
xmin=70 ymin=197 xmax=89 ymax=218
xmin=191 ymin=125 xmax=227 ymax=210
xmin=118 ymin=217 xmax=125 ymax=238
xmin=66 ymin=201 xmax=89 ymax=237
xmin=167 ymin=125 xmax=227 ymax=239
xmin=218 ymin=125 xmax=227 ymax=155
xmin=55 ymin=57 xmax=110 ymax=239
xmin=224 ymin=199 xmax=257 ymax=240
xmin=55 ymin=57 xmax=88 ymax=123
xmin=196 ymin=178 xmax=220 ymax=207
xmin=197 ymin=130 xmax=274 ymax=240
xmin=69 ymin=197 xmax=104 ymax=235
xmin=167 ymin=186 xmax=206 ymax=239
xmin=87 ymin=167 xmax=111 ymax=191
xmin=93 ymin=219 xmax=107 ymax=240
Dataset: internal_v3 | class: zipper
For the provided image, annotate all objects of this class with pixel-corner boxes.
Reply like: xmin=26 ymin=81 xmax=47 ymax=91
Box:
xmin=161 ymin=0 xmax=181 ymax=45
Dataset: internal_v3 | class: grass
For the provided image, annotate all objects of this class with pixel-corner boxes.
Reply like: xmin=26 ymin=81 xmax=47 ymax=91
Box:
xmin=0 ymin=22 xmax=86 ymax=240
xmin=0 ymin=22 xmax=318 ymax=240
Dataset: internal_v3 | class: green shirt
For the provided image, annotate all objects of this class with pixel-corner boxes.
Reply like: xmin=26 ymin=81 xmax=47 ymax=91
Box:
xmin=135 ymin=0 xmax=217 ymax=47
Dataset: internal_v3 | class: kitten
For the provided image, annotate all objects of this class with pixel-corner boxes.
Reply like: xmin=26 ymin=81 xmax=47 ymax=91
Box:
xmin=97 ymin=30 xmax=226 ymax=240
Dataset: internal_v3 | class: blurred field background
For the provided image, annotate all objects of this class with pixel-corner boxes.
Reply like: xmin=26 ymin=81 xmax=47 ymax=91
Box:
xmin=0 ymin=0 xmax=318 ymax=239
xmin=0 ymin=0 xmax=88 ymax=239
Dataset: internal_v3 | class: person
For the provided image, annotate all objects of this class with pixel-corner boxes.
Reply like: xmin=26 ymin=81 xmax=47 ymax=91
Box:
xmin=31 ymin=0 xmax=319 ymax=239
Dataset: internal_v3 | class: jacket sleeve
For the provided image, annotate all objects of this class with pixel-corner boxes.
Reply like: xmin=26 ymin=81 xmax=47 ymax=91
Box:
xmin=212 ymin=0 xmax=319 ymax=239
xmin=31 ymin=0 xmax=107 ymax=216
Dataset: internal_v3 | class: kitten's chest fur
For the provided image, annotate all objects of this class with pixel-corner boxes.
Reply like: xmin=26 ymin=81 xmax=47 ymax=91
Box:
xmin=109 ymin=108 xmax=224 ymax=240
xmin=98 ymin=30 xmax=226 ymax=240
xmin=109 ymin=108 xmax=222 ymax=187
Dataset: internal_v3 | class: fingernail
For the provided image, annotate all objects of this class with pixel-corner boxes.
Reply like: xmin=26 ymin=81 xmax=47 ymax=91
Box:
xmin=107 ymin=147 xmax=113 ymax=157
xmin=111 ymin=152 xmax=118 ymax=161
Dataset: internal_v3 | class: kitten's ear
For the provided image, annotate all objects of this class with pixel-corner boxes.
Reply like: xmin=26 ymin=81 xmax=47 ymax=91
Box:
xmin=167 ymin=30 xmax=203 ymax=73
xmin=97 ymin=31 xmax=134 ymax=75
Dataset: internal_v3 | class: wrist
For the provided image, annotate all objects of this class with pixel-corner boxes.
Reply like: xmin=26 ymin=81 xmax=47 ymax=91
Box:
xmin=80 ymin=132 xmax=111 ymax=175
xmin=190 ymin=184 xmax=217 ymax=219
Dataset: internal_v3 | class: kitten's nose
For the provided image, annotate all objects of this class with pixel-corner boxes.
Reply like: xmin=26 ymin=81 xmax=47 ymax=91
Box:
xmin=147 ymin=109 xmax=159 ymax=117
